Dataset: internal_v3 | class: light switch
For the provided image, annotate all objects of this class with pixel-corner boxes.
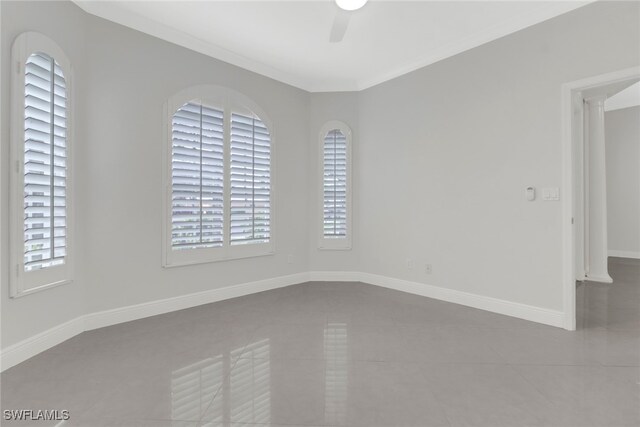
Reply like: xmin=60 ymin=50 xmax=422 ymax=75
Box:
xmin=542 ymin=187 xmax=560 ymax=201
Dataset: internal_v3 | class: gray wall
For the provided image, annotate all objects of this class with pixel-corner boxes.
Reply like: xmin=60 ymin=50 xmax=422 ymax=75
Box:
xmin=81 ymin=13 xmax=311 ymax=315
xmin=356 ymin=1 xmax=640 ymax=311
xmin=606 ymin=106 xmax=640 ymax=257
xmin=2 ymin=0 xmax=639 ymax=351
xmin=1 ymin=0 xmax=311 ymax=348
xmin=308 ymin=92 xmax=360 ymax=272
xmin=1 ymin=0 xmax=88 ymax=349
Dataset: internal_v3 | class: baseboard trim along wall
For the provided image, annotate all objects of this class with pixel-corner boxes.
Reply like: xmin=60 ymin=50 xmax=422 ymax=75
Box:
xmin=0 ymin=317 xmax=85 ymax=373
xmin=84 ymin=272 xmax=310 ymax=331
xmin=310 ymin=271 xmax=564 ymax=328
xmin=608 ymin=250 xmax=640 ymax=259
xmin=0 ymin=272 xmax=309 ymax=372
xmin=1 ymin=270 xmax=564 ymax=372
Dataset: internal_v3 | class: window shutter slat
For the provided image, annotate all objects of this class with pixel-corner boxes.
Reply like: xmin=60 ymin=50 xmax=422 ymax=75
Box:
xmin=230 ymin=113 xmax=271 ymax=245
xmin=23 ymin=53 xmax=67 ymax=272
xmin=323 ymin=129 xmax=348 ymax=238
xmin=171 ymin=101 xmax=224 ymax=250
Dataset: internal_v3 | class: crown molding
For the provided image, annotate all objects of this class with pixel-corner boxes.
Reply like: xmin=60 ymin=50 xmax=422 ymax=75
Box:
xmin=73 ymin=0 xmax=315 ymax=91
xmin=72 ymin=0 xmax=592 ymax=93
xmin=356 ymin=1 xmax=592 ymax=91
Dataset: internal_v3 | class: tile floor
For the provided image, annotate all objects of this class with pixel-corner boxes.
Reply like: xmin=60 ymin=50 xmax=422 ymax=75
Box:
xmin=1 ymin=257 xmax=639 ymax=426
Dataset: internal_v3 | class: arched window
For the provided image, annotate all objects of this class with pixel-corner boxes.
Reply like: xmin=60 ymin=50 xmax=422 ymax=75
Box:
xmin=319 ymin=121 xmax=352 ymax=250
xmin=10 ymin=33 xmax=73 ymax=297
xmin=164 ymin=87 xmax=273 ymax=267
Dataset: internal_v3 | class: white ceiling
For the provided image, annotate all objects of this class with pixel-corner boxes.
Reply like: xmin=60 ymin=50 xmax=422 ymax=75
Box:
xmin=75 ymin=0 xmax=590 ymax=92
xmin=605 ymin=81 xmax=640 ymax=112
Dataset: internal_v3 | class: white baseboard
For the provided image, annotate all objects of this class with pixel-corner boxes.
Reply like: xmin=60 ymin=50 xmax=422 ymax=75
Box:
xmin=308 ymin=270 xmax=361 ymax=282
xmin=609 ymin=250 xmax=640 ymax=260
xmin=1 ymin=272 xmax=309 ymax=372
xmin=0 ymin=316 xmax=85 ymax=373
xmin=312 ymin=270 xmax=564 ymax=328
xmin=85 ymin=272 xmax=310 ymax=331
xmin=1 ymin=270 xmax=566 ymax=372
xmin=357 ymin=272 xmax=564 ymax=328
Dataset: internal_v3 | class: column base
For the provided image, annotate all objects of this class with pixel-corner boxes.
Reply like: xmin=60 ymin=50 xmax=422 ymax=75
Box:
xmin=585 ymin=273 xmax=613 ymax=283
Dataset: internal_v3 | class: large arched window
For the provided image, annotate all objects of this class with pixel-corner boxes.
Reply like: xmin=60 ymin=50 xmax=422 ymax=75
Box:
xmin=163 ymin=86 xmax=273 ymax=267
xmin=319 ymin=121 xmax=352 ymax=250
xmin=10 ymin=32 xmax=73 ymax=297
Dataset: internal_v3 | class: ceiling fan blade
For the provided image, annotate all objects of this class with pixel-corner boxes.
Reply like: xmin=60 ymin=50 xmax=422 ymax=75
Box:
xmin=329 ymin=11 xmax=351 ymax=43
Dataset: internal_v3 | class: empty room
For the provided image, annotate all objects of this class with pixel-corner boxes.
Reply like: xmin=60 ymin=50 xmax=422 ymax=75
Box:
xmin=1 ymin=0 xmax=639 ymax=426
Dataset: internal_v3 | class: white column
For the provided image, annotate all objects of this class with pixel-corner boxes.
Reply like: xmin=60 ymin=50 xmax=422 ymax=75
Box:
xmin=584 ymin=95 xmax=612 ymax=283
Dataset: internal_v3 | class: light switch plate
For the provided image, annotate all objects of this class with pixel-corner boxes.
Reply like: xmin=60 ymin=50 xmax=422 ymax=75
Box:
xmin=542 ymin=187 xmax=560 ymax=201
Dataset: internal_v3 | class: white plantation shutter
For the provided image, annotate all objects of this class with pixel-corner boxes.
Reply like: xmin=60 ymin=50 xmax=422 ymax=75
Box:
xmin=230 ymin=113 xmax=271 ymax=245
xmin=323 ymin=129 xmax=347 ymax=238
xmin=164 ymin=89 xmax=274 ymax=267
xmin=23 ymin=52 xmax=67 ymax=272
xmin=171 ymin=102 xmax=224 ymax=250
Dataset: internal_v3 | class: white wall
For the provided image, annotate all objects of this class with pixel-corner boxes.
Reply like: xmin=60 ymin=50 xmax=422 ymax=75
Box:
xmin=606 ymin=106 xmax=640 ymax=258
xmin=1 ymin=0 xmax=311 ymax=349
xmin=356 ymin=1 xmax=640 ymax=311
xmin=1 ymin=0 xmax=639 ymax=354
xmin=81 ymin=13 xmax=311 ymax=315
xmin=308 ymin=93 xmax=360 ymax=272
xmin=1 ymin=0 xmax=88 ymax=350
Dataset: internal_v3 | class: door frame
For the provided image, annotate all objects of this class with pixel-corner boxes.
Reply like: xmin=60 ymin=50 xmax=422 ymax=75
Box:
xmin=561 ymin=66 xmax=640 ymax=330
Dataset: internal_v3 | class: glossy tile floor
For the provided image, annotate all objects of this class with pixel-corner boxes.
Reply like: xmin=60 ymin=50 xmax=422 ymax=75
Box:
xmin=2 ymin=258 xmax=639 ymax=427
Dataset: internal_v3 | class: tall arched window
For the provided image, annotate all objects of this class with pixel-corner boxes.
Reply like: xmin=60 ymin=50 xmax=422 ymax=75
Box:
xmin=163 ymin=87 xmax=273 ymax=267
xmin=10 ymin=33 xmax=73 ymax=297
xmin=319 ymin=121 xmax=352 ymax=250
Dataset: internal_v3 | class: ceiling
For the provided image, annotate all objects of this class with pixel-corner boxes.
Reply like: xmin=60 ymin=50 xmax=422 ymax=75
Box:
xmin=75 ymin=0 xmax=590 ymax=92
xmin=605 ymin=81 xmax=640 ymax=112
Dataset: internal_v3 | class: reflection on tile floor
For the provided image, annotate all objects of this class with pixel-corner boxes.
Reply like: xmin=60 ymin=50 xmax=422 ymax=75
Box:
xmin=1 ymin=257 xmax=639 ymax=426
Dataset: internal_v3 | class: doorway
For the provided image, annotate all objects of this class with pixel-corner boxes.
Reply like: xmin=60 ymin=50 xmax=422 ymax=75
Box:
xmin=562 ymin=66 xmax=640 ymax=331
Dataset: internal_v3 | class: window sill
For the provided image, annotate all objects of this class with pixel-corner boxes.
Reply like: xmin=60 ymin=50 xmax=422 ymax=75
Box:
xmin=11 ymin=278 xmax=73 ymax=299
xmin=163 ymin=244 xmax=275 ymax=269
xmin=318 ymin=240 xmax=352 ymax=251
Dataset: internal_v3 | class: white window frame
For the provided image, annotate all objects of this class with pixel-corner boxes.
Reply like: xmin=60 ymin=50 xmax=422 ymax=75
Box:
xmin=9 ymin=32 xmax=74 ymax=297
xmin=318 ymin=121 xmax=352 ymax=251
xmin=162 ymin=85 xmax=275 ymax=268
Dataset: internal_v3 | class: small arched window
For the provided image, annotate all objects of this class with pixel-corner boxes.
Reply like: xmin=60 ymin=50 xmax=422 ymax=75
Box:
xmin=10 ymin=33 xmax=73 ymax=297
xmin=319 ymin=121 xmax=352 ymax=250
xmin=164 ymin=87 xmax=273 ymax=267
